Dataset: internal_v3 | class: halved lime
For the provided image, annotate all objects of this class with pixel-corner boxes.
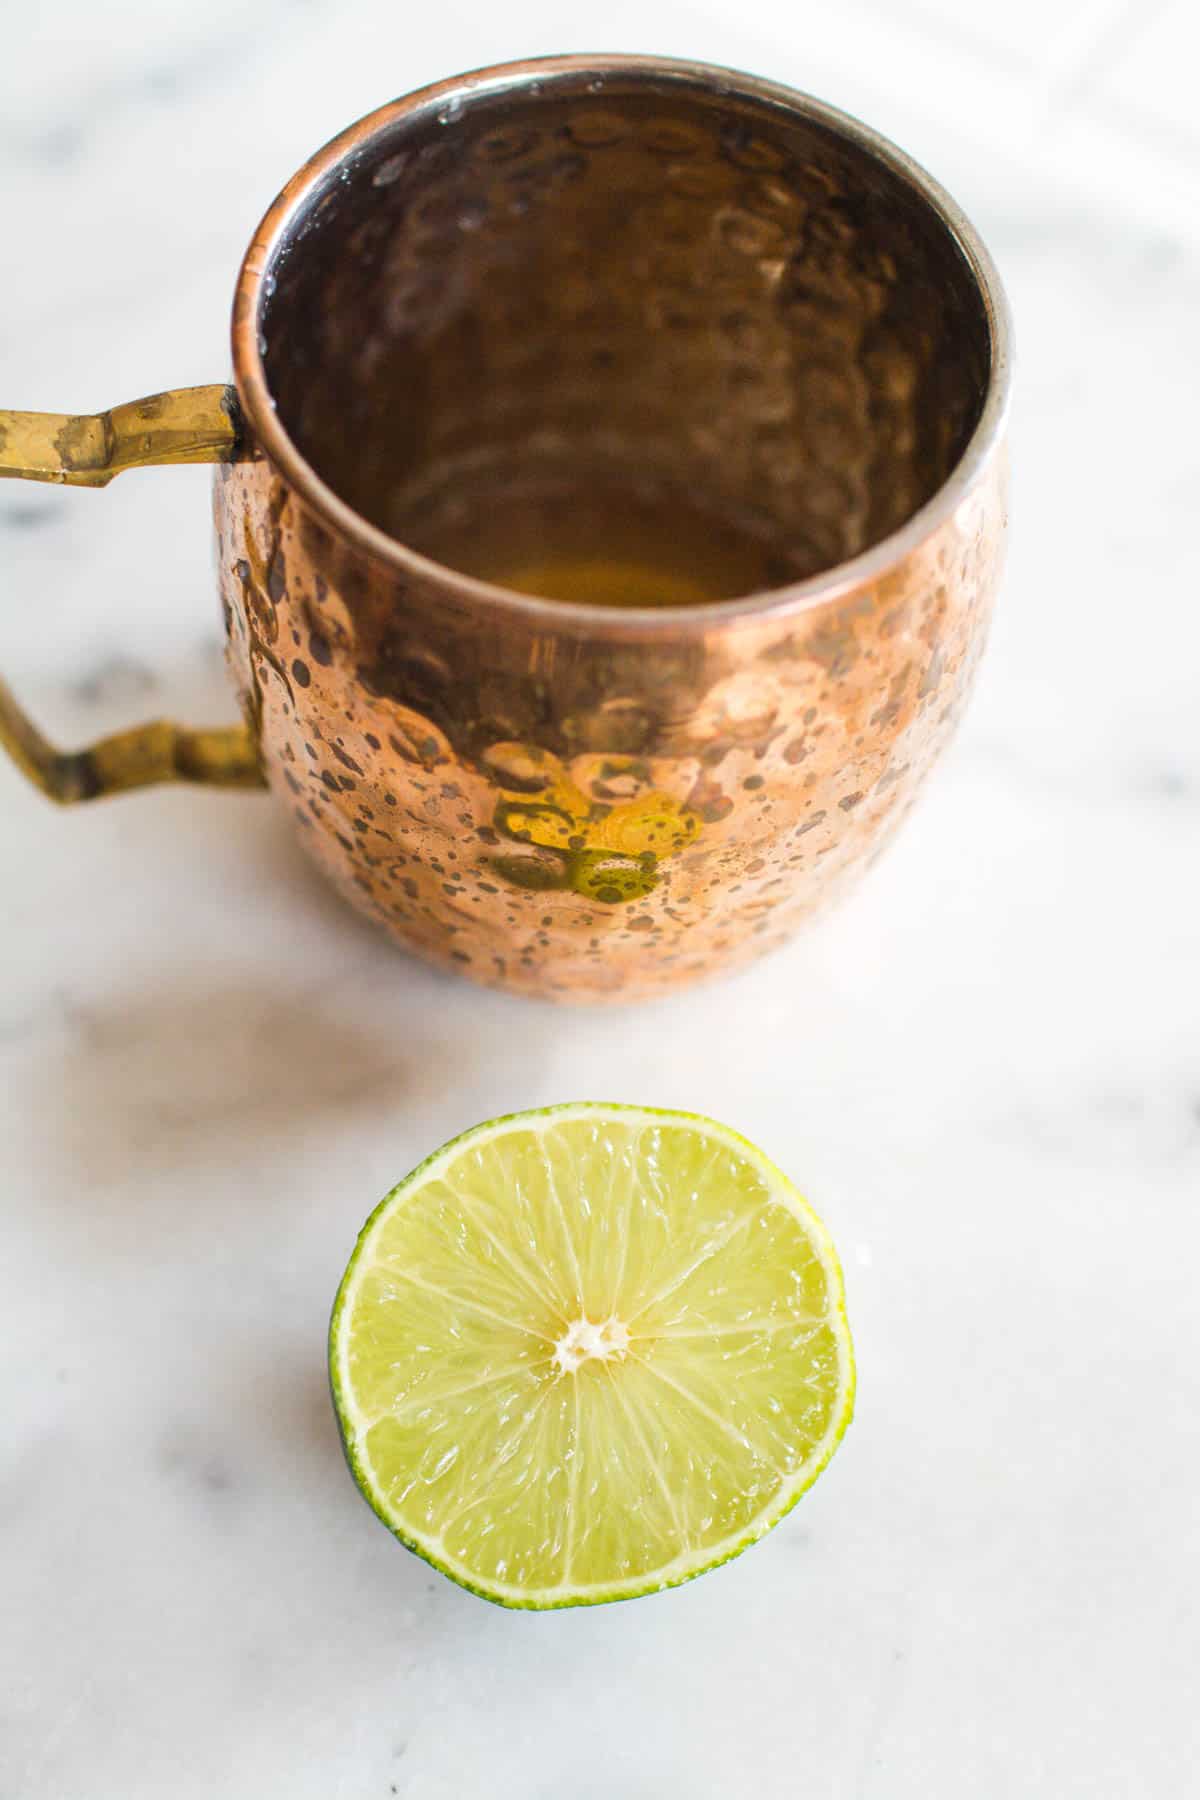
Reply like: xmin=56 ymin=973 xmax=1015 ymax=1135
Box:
xmin=329 ymin=1104 xmax=854 ymax=1608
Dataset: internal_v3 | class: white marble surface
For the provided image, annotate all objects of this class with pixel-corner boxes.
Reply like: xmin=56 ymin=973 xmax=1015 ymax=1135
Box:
xmin=3 ymin=3 xmax=1199 ymax=1796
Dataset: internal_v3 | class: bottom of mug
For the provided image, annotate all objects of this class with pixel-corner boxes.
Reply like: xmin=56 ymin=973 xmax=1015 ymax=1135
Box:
xmin=281 ymin=798 xmax=888 ymax=1004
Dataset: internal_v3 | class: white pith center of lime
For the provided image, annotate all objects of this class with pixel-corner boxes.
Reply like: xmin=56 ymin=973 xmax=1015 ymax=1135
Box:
xmin=552 ymin=1315 xmax=631 ymax=1374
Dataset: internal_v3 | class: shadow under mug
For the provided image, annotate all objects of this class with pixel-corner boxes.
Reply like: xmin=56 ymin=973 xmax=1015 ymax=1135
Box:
xmin=0 ymin=55 xmax=1010 ymax=1002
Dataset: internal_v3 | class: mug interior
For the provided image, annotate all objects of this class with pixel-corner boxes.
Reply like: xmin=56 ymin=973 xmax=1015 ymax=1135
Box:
xmin=257 ymin=66 xmax=994 ymax=602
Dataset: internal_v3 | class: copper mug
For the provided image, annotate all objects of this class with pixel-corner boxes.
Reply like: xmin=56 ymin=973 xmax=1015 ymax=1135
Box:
xmin=0 ymin=56 xmax=1010 ymax=1002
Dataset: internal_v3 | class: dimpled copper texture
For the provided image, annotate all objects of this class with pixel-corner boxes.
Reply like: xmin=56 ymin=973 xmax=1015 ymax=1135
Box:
xmin=218 ymin=56 xmax=1010 ymax=1001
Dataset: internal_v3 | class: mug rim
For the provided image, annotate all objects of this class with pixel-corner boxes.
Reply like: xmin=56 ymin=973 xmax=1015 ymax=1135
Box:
xmin=231 ymin=52 xmax=1012 ymax=634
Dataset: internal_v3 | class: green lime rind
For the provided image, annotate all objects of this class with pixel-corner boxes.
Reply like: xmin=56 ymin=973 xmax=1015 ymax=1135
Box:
xmin=328 ymin=1102 xmax=855 ymax=1610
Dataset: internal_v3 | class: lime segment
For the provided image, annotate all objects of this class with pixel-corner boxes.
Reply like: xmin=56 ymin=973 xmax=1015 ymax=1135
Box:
xmin=330 ymin=1104 xmax=854 ymax=1608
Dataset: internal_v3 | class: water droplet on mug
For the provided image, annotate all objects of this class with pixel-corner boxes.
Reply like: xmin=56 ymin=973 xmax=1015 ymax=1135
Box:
xmin=437 ymin=95 xmax=464 ymax=125
xmin=263 ymin=272 xmax=277 ymax=300
xmin=256 ymin=331 xmax=268 ymax=358
xmin=587 ymin=78 xmax=604 ymax=94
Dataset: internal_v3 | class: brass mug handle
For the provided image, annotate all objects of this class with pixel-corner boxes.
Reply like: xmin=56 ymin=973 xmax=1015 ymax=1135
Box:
xmin=0 ymin=384 xmax=266 ymax=802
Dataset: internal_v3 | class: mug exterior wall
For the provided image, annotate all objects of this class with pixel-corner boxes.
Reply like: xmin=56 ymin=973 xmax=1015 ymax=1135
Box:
xmin=213 ymin=441 xmax=1006 ymax=1000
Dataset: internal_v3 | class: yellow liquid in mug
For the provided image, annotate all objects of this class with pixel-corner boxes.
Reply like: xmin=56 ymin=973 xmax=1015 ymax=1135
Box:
xmin=396 ymin=470 xmax=793 ymax=608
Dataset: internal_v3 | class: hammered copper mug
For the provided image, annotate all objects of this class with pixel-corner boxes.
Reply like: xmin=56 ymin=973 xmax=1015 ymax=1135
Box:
xmin=0 ymin=55 xmax=1010 ymax=1001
